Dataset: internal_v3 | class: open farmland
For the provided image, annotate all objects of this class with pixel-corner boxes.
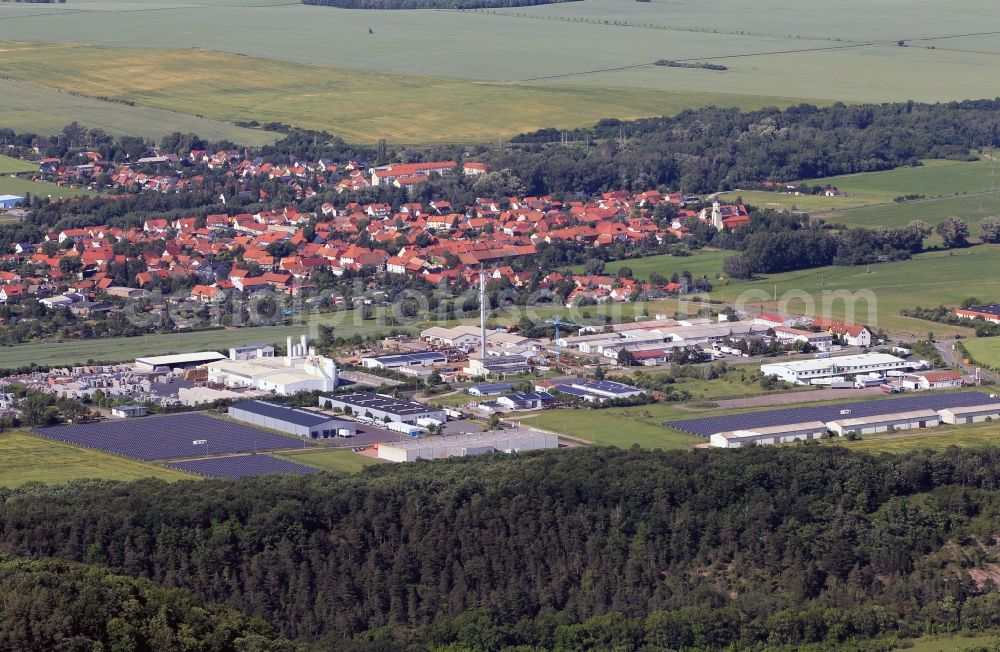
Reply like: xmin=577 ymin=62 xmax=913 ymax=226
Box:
xmin=718 ymin=157 xmax=1000 ymax=233
xmin=835 ymin=420 xmax=1000 ymax=454
xmin=0 ymin=78 xmax=280 ymax=145
xmin=710 ymin=245 xmax=1000 ymax=337
xmin=0 ymin=430 xmax=193 ymax=487
xmin=167 ymin=454 xmax=321 ymax=478
xmin=572 ymin=249 xmax=731 ymax=281
xmin=0 ymin=43 xmax=806 ymax=144
xmin=0 ymin=0 xmax=998 ymax=142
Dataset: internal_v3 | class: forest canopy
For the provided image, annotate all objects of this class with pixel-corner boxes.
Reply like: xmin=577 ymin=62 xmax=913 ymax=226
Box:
xmin=3 ymin=446 xmax=1000 ymax=650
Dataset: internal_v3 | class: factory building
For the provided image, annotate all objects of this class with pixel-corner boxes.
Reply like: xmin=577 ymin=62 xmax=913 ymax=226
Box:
xmin=361 ymin=351 xmax=447 ymax=370
xmin=467 ymin=382 xmax=512 ymax=396
xmin=710 ymin=421 xmax=828 ymax=448
xmin=375 ymin=431 xmax=558 ymax=463
xmin=496 ymin=392 xmax=555 ymax=410
xmin=228 ymin=400 xmax=356 ymax=438
xmin=206 ymin=335 xmax=338 ymax=395
xmin=135 ymin=351 xmax=227 ymax=372
xmin=229 ymin=343 xmax=276 ymax=361
xmin=319 ymin=391 xmax=446 ymax=424
xmin=760 ymin=353 xmax=910 ymax=385
xmin=464 ymin=354 xmax=531 ymax=377
xmin=938 ymin=403 xmax=1000 ymax=424
xmin=826 ymin=409 xmax=939 ymax=437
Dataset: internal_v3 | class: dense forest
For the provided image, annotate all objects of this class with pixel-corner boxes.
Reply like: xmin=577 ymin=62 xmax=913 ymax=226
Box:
xmin=302 ymin=0 xmax=575 ymax=8
xmin=0 ymin=556 xmax=291 ymax=650
xmin=4 ymin=446 xmax=1000 ymax=650
xmin=490 ymin=100 xmax=1000 ymax=194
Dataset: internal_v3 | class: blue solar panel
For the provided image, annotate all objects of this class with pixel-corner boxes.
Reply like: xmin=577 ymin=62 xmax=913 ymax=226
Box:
xmin=552 ymin=385 xmax=601 ymax=399
xmin=167 ymin=454 xmax=320 ymax=478
xmin=35 ymin=413 xmax=313 ymax=461
xmin=665 ymin=392 xmax=997 ymax=436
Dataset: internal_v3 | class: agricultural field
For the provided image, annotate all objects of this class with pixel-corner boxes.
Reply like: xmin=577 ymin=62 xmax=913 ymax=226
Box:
xmin=718 ymin=157 xmax=1000 ymax=233
xmin=900 ymin=633 xmax=1000 ymax=652
xmin=0 ymin=431 xmax=193 ymax=488
xmin=0 ymin=43 xmax=803 ymax=144
xmin=573 ymin=249 xmax=731 ymax=281
xmin=961 ymin=338 xmax=1000 ymax=369
xmin=0 ymin=79 xmax=280 ymax=145
xmin=0 ymin=0 xmax=998 ymax=142
xmin=275 ymin=448 xmax=381 ymax=473
xmin=0 ymin=317 xmax=409 ymax=370
xmin=710 ymin=246 xmax=1000 ymax=337
xmin=513 ymin=404 xmax=703 ymax=449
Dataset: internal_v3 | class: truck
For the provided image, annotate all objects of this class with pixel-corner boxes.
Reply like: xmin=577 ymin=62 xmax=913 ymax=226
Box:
xmin=386 ymin=421 xmax=423 ymax=437
xmin=880 ymin=384 xmax=902 ymax=394
xmin=444 ymin=408 xmax=464 ymax=420
xmin=416 ymin=417 xmax=443 ymax=428
xmin=855 ymin=377 xmax=883 ymax=389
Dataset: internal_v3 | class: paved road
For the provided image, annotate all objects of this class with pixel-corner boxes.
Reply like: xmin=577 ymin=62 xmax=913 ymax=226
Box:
xmin=936 ymin=339 xmax=997 ymax=383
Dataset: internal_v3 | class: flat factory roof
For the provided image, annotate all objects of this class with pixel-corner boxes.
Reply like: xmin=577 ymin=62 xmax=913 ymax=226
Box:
xmin=365 ymin=351 xmax=446 ymax=364
xmin=230 ymin=400 xmax=346 ymax=427
xmin=763 ymin=353 xmax=905 ymax=373
xmin=938 ymin=402 xmax=1000 ymax=415
xmin=720 ymin=420 xmax=828 ymax=440
xmin=325 ymin=392 xmax=441 ymax=416
xmin=828 ymin=409 xmax=939 ymax=428
xmin=136 ymin=351 xmax=227 ymax=366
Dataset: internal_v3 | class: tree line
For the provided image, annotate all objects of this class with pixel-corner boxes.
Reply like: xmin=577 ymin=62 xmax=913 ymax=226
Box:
xmin=3 ymin=446 xmax=1000 ymax=649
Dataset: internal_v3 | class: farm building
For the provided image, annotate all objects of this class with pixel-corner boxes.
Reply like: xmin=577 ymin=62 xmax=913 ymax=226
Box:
xmin=135 ymin=351 xmax=227 ymax=372
xmin=938 ymin=403 xmax=1000 ymax=424
xmin=361 ymin=350 xmax=447 ymax=370
xmin=319 ymin=392 xmax=446 ymax=424
xmin=709 ymin=421 xmax=828 ymax=448
xmin=496 ymin=392 xmax=555 ymax=410
xmin=375 ymin=431 xmax=558 ymax=463
xmin=760 ymin=353 xmax=909 ymax=385
xmin=826 ymin=409 xmax=939 ymax=437
xmin=0 ymin=195 xmax=24 ymax=209
xmin=228 ymin=400 xmax=356 ymax=438
xmin=466 ymin=382 xmax=512 ymax=396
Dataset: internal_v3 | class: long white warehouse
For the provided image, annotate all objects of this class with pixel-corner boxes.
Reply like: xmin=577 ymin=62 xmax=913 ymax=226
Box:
xmin=375 ymin=431 xmax=558 ymax=463
xmin=760 ymin=353 xmax=909 ymax=385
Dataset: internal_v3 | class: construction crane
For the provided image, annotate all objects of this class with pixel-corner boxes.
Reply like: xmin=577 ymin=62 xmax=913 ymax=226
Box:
xmin=545 ymin=315 xmax=576 ymax=362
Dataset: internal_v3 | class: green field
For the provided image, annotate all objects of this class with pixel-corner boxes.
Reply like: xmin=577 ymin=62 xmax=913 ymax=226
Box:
xmin=0 ymin=317 xmax=406 ymax=369
xmin=0 ymin=154 xmax=35 ymax=174
xmin=275 ymin=448 xmax=381 ymax=473
xmin=0 ymin=0 xmax=997 ymax=142
xmin=835 ymin=420 xmax=1000 ymax=454
xmin=0 ymin=175 xmax=97 ymax=200
xmin=0 ymin=78 xmax=281 ymax=145
xmin=710 ymin=245 xmax=1000 ymax=337
xmin=901 ymin=633 xmax=1000 ymax=652
xmin=718 ymin=158 xmax=1000 ymax=234
xmin=572 ymin=249 xmax=731 ymax=282
xmin=515 ymin=404 xmax=703 ymax=449
xmin=0 ymin=43 xmax=809 ymax=144
xmin=961 ymin=338 xmax=1000 ymax=369
xmin=0 ymin=431 xmax=193 ymax=487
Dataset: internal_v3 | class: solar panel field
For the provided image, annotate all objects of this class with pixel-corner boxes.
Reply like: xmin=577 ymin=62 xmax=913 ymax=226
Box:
xmin=167 ymin=454 xmax=320 ymax=479
xmin=34 ymin=413 xmax=312 ymax=461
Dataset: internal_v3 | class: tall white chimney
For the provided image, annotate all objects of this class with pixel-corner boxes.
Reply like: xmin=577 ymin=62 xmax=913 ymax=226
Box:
xmin=286 ymin=336 xmax=293 ymax=365
xmin=479 ymin=269 xmax=487 ymax=357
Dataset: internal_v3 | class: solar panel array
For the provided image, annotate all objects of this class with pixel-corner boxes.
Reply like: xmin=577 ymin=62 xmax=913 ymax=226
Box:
xmin=581 ymin=380 xmax=641 ymax=395
xmin=167 ymin=454 xmax=320 ymax=479
xmin=665 ymin=392 xmax=998 ymax=436
xmin=35 ymin=413 xmax=313 ymax=461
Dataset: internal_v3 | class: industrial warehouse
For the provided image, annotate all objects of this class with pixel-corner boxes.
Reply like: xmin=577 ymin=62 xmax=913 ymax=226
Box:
xmin=759 ymin=353 xmax=912 ymax=385
xmin=667 ymin=392 xmax=1000 ymax=448
xmin=228 ymin=400 xmax=357 ymax=438
xmin=319 ymin=392 xmax=446 ymax=424
xmin=374 ymin=431 xmax=558 ymax=463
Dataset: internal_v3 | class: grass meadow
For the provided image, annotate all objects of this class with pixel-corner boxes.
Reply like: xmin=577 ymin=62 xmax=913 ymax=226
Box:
xmin=0 ymin=155 xmax=35 ymax=174
xmin=0 ymin=431 xmax=193 ymax=487
xmin=275 ymin=448 xmax=381 ymax=473
xmin=833 ymin=420 xmax=1000 ymax=454
xmin=0 ymin=176 xmax=97 ymax=200
xmin=961 ymin=338 xmax=1000 ymax=368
